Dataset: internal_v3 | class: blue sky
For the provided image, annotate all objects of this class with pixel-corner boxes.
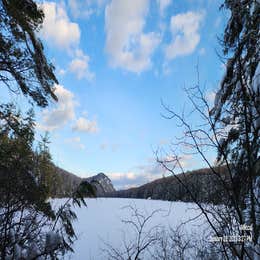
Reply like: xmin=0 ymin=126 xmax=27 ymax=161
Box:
xmin=2 ymin=0 xmax=229 ymax=189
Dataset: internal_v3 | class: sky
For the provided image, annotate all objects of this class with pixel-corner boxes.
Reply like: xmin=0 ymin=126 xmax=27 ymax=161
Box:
xmin=2 ymin=0 xmax=229 ymax=189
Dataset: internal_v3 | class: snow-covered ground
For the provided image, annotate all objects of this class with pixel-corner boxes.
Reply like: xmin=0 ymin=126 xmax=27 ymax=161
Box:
xmin=54 ymin=198 xmax=208 ymax=260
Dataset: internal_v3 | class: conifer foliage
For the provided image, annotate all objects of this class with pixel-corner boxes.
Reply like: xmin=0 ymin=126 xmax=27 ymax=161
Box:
xmin=0 ymin=1 xmax=96 ymax=258
xmin=0 ymin=104 xmax=94 ymax=259
xmin=211 ymin=0 xmax=260 ymax=254
xmin=0 ymin=0 xmax=57 ymax=107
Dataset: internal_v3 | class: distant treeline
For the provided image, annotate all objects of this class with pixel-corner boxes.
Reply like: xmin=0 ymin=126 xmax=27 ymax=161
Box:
xmin=48 ymin=165 xmax=231 ymax=204
xmin=105 ymin=166 xmax=230 ymax=204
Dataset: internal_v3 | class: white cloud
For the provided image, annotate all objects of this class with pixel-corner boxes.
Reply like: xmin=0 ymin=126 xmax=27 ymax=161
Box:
xmin=163 ymin=154 xmax=194 ymax=168
xmin=108 ymin=171 xmax=159 ymax=190
xmin=108 ymin=159 xmax=168 ymax=190
xmin=68 ymin=0 xmax=94 ymax=19
xmin=72 ymin=117 xmax=99 ymax=133
xmin=37 ymin=84 xmax=76 ymax=131
xmin=206 ymin=91 xmax=216 ymax=104
xmin=58 ymin=68 xmax=66 ymax=76
xmin=157 ymin=0 xmax=171 ymax=16
xmin=68 ymin=0 xmax=107 ymax=18
xmin=41 ymin=2 xmax=95 ymax=80
xmin=108 ymin=153 xmax=197 ymax=190
xmin=41 ymin=2 xmax=80 ymax=49
xmin=199 ymin=47 xmax=206 ymax=56
xmin=165 ymin=11 xmax=204 ymax=60
xmin=109 ymin=153 xmax=196 ymax=190
xmin=65 ymin=136 xmax=86 ymax=150
xmin=37 ymin=84 xmax=99 ymax=132
xmin=105 ymin=0 xmax=161 ymax=73
xmin=100 ymin=142 xmax=119 ymax=152
xmin=109 ymin=172 xmax=137 ymax=181
xmin=69 ymin=49 xmax=95 ymax=81
xmin=38 ymin=85 xmax=99 ymax=133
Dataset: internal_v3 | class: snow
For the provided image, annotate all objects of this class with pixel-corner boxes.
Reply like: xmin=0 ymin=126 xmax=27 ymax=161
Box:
xmin=52 ymin=198 xmax=208 ymax=259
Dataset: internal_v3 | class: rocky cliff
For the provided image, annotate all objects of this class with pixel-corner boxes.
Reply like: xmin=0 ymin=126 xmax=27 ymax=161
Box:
xmin=84 ymin=172 xmax=115 ymax=196
xmin=51 ymin=168 xmax=115 ymax=198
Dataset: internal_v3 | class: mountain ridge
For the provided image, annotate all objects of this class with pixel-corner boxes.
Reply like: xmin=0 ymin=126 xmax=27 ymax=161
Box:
xmin=51 ymin=165 xmax=228 ymax=204
xmin=104 ymin=166 xmax=229 ymax=204
xmin=51 ymin=167 xmax=115 ymax=197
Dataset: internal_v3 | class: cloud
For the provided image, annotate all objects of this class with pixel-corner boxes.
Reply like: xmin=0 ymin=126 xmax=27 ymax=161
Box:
xmin=69 ymin=49 xmax=95 ymax=80
xmin=37 ymin=84 xmax=76 ymax=131
xmin=68 ymin=0 xmax=94 ymax=19
xmin=199 ymin=47 xmax=206 ymax=56
xmin=108 ymin=159 xmax=167 ymax=190
xmin=72 ymin=117 xmax=99 ymax=133
xmin=134 ymin=161 xmax=166 ymax=176
xmin=68 ymin=0 xmax=107 ymax=19
xmin=100 ymin=142 xmax=119 ymax=152
xmin=37 ymin=85 xmax=98 ymax=133
xmin=108 ymin=171 xmax=159 ymax=190
xmin=41 ymin=2 xmax=94 ymax=80
xmin=58 ymin=68 xmax=66 ymax=76
xmin=157 ymin=0 xmax=171 ymax=16
xmin=206 ymin=91 xmax=216 ymax=104
xmin=41 ymin=2 xmax=80 ymax=49
xmin=108 ymin=172 xmax=145 ymax=190
xmin=105 ymin=0 xmax=161 ymax=73
xmin=162 ymin=154 xmax=194 ymax=169
xmin=65 ymin=136 xmax=86 ymax=150
xmin=165 ymin=11 xmax=204 ymax=60
xmin=107 ymin=154 xmax=195 ymax=190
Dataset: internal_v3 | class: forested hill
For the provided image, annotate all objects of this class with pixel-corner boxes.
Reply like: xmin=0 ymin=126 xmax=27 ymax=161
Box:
xmin=50 ymin=167 xmax=115 ymax=197
xmin=50 ymin=167 xmax=82 ymax=197
xmin=105 ymin=167 xmax=229 ymax=204
xmin=52 ymin=165 xmax=229 ymax=204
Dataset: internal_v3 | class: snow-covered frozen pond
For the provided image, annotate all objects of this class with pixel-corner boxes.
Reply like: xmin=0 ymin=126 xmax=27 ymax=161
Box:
xmin=54 ymin=198 xmax=208 ymax=259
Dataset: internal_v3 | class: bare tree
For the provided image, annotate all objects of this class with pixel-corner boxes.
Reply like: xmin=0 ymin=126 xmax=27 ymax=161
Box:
xmin=103 ymin=205 xmax=162 ymax=260
xmin=156 ymin=78 xmax=258 ymax=259
xmin=103 ymin=203 xmax=222 ymax=260
xmin=155 ymin=1 xmax=259 ymax=257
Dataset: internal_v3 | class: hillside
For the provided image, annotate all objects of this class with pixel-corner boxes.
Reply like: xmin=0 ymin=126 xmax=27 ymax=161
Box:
xmin=105 ymin=166 xmax=229 ymax=204
xmin=50 ymin=167 xmax=82 ymax=197
xmin=50 ymin=167 xmax=115 ymax=198
xmin=50 ymin=165 xmax=229 ymax=204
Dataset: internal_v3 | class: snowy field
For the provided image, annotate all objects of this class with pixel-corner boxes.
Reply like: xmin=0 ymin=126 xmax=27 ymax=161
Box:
xmin=52 ymin=198 xmax=210 ymax=260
